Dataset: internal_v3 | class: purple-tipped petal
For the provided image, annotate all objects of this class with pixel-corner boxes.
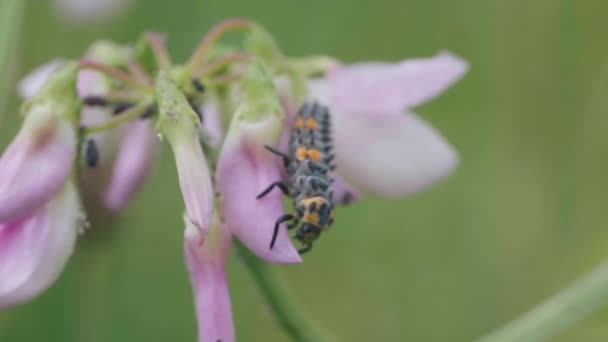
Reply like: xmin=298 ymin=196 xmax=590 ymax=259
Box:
xmin=104 ymin=120 xmax=159 ymax=211
xmin=328 ymin=52 xmax=469 ymax=115
xmin=0 ymin=104 xmax=76 ymax=222
xmin=217 ymin=116 xmax=301 ymax=264
xmin=333 ymin=110 xmax=458 ymax=197
xmin=184 ymin=218 xmax=234 ymax=342
xmin=172 ymin=135 xmax=214 ymax=234
xmin=18 ymin=60 xmax=64 ymax=99
xmin=0 ymin=182 xmax=80 ymax=308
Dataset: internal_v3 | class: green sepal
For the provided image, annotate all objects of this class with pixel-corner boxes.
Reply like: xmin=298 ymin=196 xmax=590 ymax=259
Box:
xmin=22 ymin=61 xmax=81 ymax=126
xmin=155 ymin=69 xmax=200 ymax=144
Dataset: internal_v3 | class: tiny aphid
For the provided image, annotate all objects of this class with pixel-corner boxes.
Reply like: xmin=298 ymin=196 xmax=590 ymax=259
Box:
xmin=85 ymin=139 xmax=99 ymax=168
xmin=258 ymin=102 xmax=335 ymax=254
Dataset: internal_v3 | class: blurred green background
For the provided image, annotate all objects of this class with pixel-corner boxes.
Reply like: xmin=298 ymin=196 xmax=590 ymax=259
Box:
xmin=1 ymin=0 xmax=608 ymax=341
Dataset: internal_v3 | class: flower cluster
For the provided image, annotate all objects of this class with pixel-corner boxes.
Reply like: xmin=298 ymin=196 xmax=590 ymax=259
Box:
xmin=0 ymin=19 xmax=467 ymax=341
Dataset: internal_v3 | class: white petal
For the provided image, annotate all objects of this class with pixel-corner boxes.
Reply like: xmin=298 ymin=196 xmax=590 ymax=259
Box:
xmin=333 ymin=110 xmax=458 ymax=197
xmin=18 ymin=60 xmax=64 ymax=99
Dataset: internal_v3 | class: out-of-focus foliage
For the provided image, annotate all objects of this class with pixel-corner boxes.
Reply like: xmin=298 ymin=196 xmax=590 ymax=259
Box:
xmin=1 ymin=0 xmax=608 ymax=341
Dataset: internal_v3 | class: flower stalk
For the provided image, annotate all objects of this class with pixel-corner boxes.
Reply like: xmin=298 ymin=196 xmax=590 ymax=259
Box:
xmin=236 ymin=242 xmax=335 ymax=342
xmin=82 ymin=99 xmax=154 ymax=135
xmin=187 ymin=18 xmax=255 ymax=74
xmin=478 ymin=260 xmax=608 ymax=342
xmin=78 ymin=59 xmax=153 ymax=92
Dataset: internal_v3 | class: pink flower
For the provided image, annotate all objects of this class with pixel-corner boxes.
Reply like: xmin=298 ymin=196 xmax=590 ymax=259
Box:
xmin=184 ymin=215 xmax=234 ymax=342
xmin=216 ymin=105 xmax=301 ymax=264
xmin=20 ymin=60 xmax=159 ymax=212
xmin=0 ymin=182 xmax=81 ymax=308
xmin=0 ymin=62 xmax=81 ymax=308
xmin=0 ymin=103 xmax=76 ymax=222
xmin=308 ymin=51 xmax=468 ymax=198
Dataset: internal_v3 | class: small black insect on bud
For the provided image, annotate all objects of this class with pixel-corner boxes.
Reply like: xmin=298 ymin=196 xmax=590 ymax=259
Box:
xmin=113 ymin=102 xmax=134 ymax=115
xmin=192 ymin=79 xmax=205 ymax=93
xmin=140 ymin=105 xmax=157 ymax=119
xmin=82 ymin=96 xmax=108 ymax=107
xmin=85 ymin=139 xmax=99 ymax=168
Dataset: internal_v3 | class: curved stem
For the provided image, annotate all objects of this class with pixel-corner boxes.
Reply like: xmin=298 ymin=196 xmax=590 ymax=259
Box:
xmin=235 ymin=242 xmax=336 ymax=342
xmin=79 ymin=60 xmax=153 ymax=93
xmin=187 ymin=18 xmax=255 ymax=73
xmin=83 ymin=100 xmax=153 ymax=135
xmin=478 ymin=260 xmax=608 ymax=342
xmin=145 ymin=33 xmax=172 ymax=69
xmin=195 ymin=52 xmax=253 ymax=78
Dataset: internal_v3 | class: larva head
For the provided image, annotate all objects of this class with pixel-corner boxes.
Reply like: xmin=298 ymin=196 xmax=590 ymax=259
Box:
xmin=296 ymin=196 xmax=333 ymax=229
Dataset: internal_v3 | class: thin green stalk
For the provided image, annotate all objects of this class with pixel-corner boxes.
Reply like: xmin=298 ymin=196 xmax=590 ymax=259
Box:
xmin=83 ymin=100 xmax=153 ymax=134
xmin=479 ymin=260 xmax=608 ymax=342
xmin=235 ymin=242 xmax=335 ymax=342
xmin=0 ymin=0 xmax=25 ymax=118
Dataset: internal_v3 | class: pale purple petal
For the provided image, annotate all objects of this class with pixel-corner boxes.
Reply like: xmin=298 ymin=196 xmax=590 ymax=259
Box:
xmin=173 ymin=135 xmax=214 ymax=234
xmin=333 ymin=110 xmax=458 ymax=197
xmin=331 ymin=175 xmax=362 ymax=205
xmin=0 ymin=182 xmax=80 ymax=308
xmin=217 ymin=141 xmax=301 ymax=264
xmin=327 ymin=52 xmax=468 ymax=115
xmin=54 ymin=0 xmax=135 ymax=23
xmin=184 ymin=219 xmax=234 ymax=342
xmin=0 ymin=105 xmax=76 ymax=222
xmin=104 ymin=120 xmax=159 ymax=211
xmin=199 ymin=103 xmax=224 ymax=148
xmin=77 ymin=69 xmax=107 ymax=97
xmin=18 ymin=60 xmax=64 ymax=99
xmin=217 ymin=117 xmax=301 ymax=264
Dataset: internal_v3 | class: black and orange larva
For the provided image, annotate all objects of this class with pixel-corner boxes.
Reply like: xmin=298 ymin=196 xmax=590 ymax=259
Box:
xmin=258 ymin=102 xmax=335 ymax=254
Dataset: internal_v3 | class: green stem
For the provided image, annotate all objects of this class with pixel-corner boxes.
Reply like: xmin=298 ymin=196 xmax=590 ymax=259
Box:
xmin=478 ymin=260 xmax=608 ymax=342
xmin=195 ymin=52 xmax=253 ymax=78
xmin=144 ymin=33 xmax=172 ymax=69
xmin=83 ymin=100 xmax=153 ymax=135
xmin=79 ymin=59 xmax=153 ymax=93
xmin=0 ymin=0 xmax=25 ymax=118
xmin=235 ymin=242 xmax=336 ymax=342
xmin=187 ymin=18 xmax=255 ymax=74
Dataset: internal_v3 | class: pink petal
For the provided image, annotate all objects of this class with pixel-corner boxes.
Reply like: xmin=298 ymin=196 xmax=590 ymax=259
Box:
xmin=327 ymin=51 xmax=469 ymax=115
xmin=18 ymin=60 xmax=64 ymax=99
xmin=217 ymin=138 xmax=301 ymax=264
xmin=331 ymin=175 xmax=362 ymax=205
xmin=77 ymin=69 xmax=107 ymax=97
xmin=104 ymin=120 xmax=159 ymax=211
xmin=184 ymin=219 xmax=234 ymax=342
xmin=0 ymin=182 xmax=80 ymax=308
xmin=333 ymin=110 xmax=458 ymax=197
xmin=172 ymin=135 xmax=214 ymax=234
xmin=199 ymin=103 xmax=224 ymax=148
xmin=0 ymin=105 xmax=76 ymax=222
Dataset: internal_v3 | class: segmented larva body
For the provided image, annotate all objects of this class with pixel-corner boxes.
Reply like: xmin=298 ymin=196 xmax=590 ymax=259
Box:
xmin=287 ymin=102 xmax=334 ymax=205
xmin=259 ymin=102 xmax=335 ymax=254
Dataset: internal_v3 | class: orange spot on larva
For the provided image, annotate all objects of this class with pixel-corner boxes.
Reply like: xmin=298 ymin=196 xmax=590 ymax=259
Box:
xmin=296 ymin=147 xmax=307 ymax=160
xmin=307 ymin=148 xmax=322 ymax=161
xmin=295 ymin=118 xmax=304 ymax=129
xmin=305 ymin=118 xmax=318 ymax=130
